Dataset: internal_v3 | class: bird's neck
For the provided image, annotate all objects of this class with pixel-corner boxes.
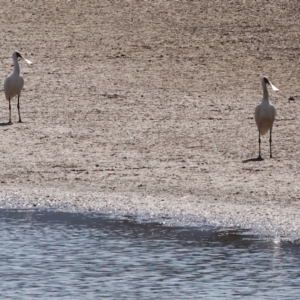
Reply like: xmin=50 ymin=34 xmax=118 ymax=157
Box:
xmin=262 ymin=83 xmax=269 ymax=103
xmin=13 ymin=56 xmax=20 ymax=75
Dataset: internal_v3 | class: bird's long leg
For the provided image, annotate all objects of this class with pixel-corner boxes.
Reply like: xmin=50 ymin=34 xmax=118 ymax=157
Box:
xmin=17 ymin=95 xmax=22 ymax=123
xmin=9 ymin=99 xmax=11 ymax=124
xmin=258 ymin=131 xmax=262 ymax=160
xmin=269 ymin=128 xmax=272 ymax=158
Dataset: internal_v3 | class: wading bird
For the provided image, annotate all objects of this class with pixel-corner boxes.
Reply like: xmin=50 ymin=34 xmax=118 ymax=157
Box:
xmin=4 ymin=51 xmax=33 ymax=124
xmin=254 ymin=76 xmax=279 ymax=160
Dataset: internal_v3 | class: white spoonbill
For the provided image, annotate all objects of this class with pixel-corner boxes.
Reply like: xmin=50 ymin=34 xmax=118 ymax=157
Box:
xmin=4 ymin=51 xmax=33 ymax=124
xmin=254 ymin=76 xmax=279 ymax=160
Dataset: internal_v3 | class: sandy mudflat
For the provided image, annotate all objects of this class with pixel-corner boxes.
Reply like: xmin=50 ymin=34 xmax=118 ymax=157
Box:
xmin=1 ymin=0 xmax=300 ymax=238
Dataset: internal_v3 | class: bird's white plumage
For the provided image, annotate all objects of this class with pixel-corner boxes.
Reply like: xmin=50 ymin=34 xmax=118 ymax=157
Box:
xmin=255 ymin=77 xmax=278 ymax=136
xmin=254 ymin=76 xmax=278 ymax=160
xmin=3 ymin=51 xmax=32 ymax=123
xmin=4 ymin=69 xmax=24 ymax=101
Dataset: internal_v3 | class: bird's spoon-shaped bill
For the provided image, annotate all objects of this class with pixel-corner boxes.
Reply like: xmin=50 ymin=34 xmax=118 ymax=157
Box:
xmin=270 ymin=82 xmax=279 ymax=92
xmin=23 ymin=57 xmax=33 ymax=65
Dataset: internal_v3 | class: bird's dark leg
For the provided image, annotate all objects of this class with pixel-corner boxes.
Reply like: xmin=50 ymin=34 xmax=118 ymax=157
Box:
xmin=257 ymin=131 xmax=263 ymax=160
xmin=17 ymin=95 xmax=22 ymax=123
xmin=269 ymin=128 xmax=272 ymax=158
xmin=9 ymin=99 xmax=12 ymax=124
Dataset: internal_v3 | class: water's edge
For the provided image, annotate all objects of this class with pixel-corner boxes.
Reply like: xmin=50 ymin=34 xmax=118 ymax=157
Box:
xmin=0 ymin=189 xmax=299 ymax=243
xmin=1 ymin=208 xmax=299 ymax=249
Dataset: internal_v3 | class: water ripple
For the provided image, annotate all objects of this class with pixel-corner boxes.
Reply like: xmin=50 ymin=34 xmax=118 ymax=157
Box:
xmin=0 ymin=209 xmax=299 ymax=299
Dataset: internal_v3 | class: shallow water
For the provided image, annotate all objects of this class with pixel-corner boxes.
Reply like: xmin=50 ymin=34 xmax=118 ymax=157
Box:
xmin=0 ymin=209 xmax=299 ymax=299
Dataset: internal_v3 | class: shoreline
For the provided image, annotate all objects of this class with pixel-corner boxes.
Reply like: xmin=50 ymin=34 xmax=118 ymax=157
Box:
xmin=0 ymin=185 xmax=299 ymax=241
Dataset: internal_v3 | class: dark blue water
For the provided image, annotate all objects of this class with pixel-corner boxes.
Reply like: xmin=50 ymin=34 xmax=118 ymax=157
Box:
xmin=0 ymin=209 xmax=299 ymax=299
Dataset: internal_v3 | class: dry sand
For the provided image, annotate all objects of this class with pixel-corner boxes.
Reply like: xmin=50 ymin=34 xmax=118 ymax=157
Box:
xmin=1 ymin=0 xmax=300 ymax=239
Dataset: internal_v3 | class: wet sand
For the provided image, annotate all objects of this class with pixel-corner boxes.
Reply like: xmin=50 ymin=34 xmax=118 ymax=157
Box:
xmin=1 ymin=1 xmax=300 ymax=238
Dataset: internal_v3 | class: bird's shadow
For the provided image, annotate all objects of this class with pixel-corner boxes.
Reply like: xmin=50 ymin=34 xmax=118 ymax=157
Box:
xmin=0 ymin=122 xmax=13 ymax=126
xmin=242 ymin=157 xmax=264 ymax=163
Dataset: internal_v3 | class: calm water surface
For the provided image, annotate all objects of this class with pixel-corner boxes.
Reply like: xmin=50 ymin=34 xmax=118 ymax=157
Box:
xmin=0 ymin=209 xmax=299 ymax=299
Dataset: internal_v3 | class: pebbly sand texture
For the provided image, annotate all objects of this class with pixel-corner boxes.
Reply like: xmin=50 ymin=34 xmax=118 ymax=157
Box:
xmin=1 ymin=0 xmax=300 ymax=238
